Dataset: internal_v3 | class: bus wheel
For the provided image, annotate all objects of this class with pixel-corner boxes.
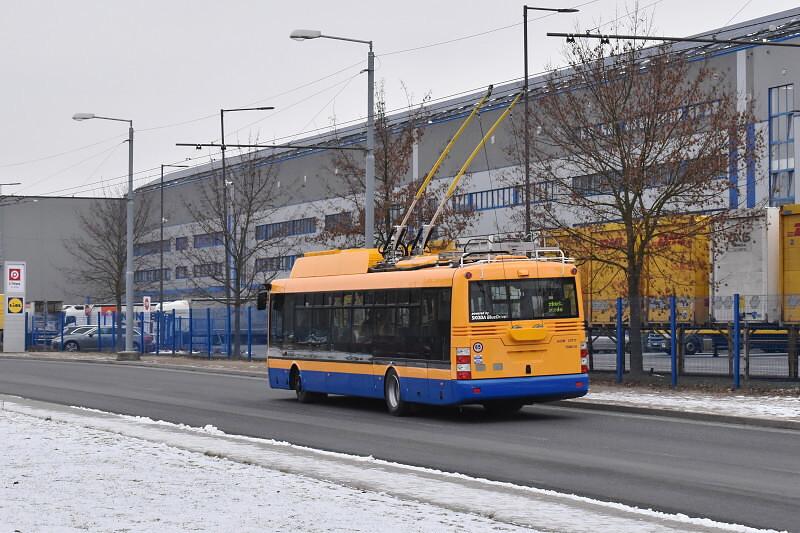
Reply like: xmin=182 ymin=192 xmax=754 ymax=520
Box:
xmin=482 ymin=400 xmax=524 ymax=417
xmin=290 ymin=366 xmax=324 ymax=404
xmin=384 ymin=370 xmax=410 ymax=416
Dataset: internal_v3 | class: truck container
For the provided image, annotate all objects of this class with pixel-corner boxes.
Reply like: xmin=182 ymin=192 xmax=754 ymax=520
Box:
xmin=555 ymin=219 xmax=709 ymax=325
xmin=711 ymin=207 xmax=780 ymax=322
xmin=781 ymin=204 xmax=800 ymax=323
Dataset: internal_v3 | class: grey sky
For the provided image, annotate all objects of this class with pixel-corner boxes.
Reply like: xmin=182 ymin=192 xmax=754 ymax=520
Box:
xmin=1 ymin=0 xmax=797 ymax=197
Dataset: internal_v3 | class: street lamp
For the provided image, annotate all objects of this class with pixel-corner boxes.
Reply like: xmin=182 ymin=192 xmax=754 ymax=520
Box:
xmin=160 ymin=164 xmax=189 ymax=311
xmin=523 ymin=6 xmax=579 ymax=238
xmin=290 ymin=29 xmax=376 ymax=248
xmin=73 ymin=112 xmax=137 ymax=359
xmin=219 ymin=106 xmax=274 ymax=333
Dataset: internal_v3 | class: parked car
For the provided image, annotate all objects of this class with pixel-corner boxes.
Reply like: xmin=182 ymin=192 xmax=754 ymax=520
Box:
xmin=51 ymin=326 xmax=153 ymax=352
xmin=589 ymin=333 xmax=629 ymax=353
xmin=647 ymin=331 xmax=703 ymax=355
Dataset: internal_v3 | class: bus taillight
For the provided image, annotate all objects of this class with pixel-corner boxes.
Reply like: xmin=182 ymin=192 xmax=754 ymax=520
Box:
xmin=580 ymin=342 xmax=589 ymax=374
xmin=456 ymin=355 xmax=472 ymax=379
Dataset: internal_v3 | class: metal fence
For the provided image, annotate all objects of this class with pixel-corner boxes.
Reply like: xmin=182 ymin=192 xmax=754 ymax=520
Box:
xmin=586 ymin=295 xmax=800 ymax=387
xmin=25 ymin=306 xmax=268 ymax=360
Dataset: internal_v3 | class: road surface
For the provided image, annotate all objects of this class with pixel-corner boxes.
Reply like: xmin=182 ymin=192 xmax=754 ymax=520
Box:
xmin=0 ymin=358 xmax=797 ymax=531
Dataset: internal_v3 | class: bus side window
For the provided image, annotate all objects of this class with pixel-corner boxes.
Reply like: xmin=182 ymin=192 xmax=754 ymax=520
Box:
xmin=270 ymin=294 xmax=285 ymax=346
xmin=438 ymin=288 xmax=452 ymax=361
xmin=351 ymin=305 xmax=372 ymax=355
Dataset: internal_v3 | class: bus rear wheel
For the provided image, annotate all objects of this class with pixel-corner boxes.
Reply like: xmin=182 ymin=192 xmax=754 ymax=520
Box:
xmin=290 ymin=367 xmax=324 ymax=404
xmin=384 ymin=370 xmax=410 ymax=416
xmin=482 ymin=400 xmax=525 ymax=417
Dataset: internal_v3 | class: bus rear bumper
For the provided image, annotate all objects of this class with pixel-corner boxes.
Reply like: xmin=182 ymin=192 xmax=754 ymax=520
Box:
xmin=450 ymin=374 xmax=589 ymax=405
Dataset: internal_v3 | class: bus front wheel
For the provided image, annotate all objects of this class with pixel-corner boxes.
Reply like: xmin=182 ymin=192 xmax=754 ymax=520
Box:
xmin=290 ymin=366 xmax=324 ymax=404
xmin=384 ymin=370 xmax=410 ymax=416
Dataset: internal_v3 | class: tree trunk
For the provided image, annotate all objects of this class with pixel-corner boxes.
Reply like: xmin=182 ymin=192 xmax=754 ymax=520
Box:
xmin=233 ymin=301 xmax=241 ymax=358
xmin=627 ymin=270 xmax=645 ymax=377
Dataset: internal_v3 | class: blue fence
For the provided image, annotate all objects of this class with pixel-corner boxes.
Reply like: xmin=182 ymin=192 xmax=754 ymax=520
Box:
xmin=588 ymin=294 xmax=800 ymax=387
xmin=26 ymin=306 xmax=267 ymax=361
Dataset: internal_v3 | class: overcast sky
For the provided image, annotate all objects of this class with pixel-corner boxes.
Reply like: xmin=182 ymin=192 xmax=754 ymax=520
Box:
xmin=1 ymin=0 xmax=798 ymax=197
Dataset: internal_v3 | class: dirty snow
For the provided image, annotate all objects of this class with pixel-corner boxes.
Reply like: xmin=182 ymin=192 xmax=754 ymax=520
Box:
xmin=0 ymin=396 xmax=784 ymax=533
xmin=575 ymin=387 xmax=800 ymax=422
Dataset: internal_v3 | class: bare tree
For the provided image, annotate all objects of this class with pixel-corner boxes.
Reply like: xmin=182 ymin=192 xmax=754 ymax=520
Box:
xmin=65 ymin=190 xmax=154 ymax=349
xmin=181 ymin=149 xmax=289 ymax=357
xmin=317 ymin=84 xmax=474 ymax=251
xmin=507 ymin=19 xmax=761 ymax=376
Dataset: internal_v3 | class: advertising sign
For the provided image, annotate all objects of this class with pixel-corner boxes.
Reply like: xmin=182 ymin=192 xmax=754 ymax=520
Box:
xmin=5 ymin=262 xmax=25 ymax=294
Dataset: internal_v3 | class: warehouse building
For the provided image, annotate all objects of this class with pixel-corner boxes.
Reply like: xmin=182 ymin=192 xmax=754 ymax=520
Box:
xmin=2 ymin=7 xmax=799 ymax=307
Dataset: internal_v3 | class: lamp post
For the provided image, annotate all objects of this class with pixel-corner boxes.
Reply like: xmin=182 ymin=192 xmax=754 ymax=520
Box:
xmin=290 ymin=29 xmax=375 ymax=248
xmin=523 ymin=6 xmax=578 ymax=237
xmin=219 ymin=106 xmax=274 ymax=328
xmin=73 ymin=113 xmax=137 ymax=358
xmin=160 ymin=164 xmax=189 ymax=311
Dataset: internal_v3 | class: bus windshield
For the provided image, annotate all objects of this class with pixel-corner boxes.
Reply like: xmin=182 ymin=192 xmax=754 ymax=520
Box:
xmin=469 ymin=277 xmax=579 ymax=322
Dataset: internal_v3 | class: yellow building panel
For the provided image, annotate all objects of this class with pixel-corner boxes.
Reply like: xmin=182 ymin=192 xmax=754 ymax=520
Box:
xmin=781 ymin=205 xmax=800 ymax=322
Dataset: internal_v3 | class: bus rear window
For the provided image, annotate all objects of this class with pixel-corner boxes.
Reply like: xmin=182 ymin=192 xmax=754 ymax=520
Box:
xmin=469 ymin=278 xmax=578 ymax=322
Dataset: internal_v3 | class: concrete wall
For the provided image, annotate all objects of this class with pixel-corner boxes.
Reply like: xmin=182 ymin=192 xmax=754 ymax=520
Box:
xmin=0 ymin=196 xmax=115 ymax=305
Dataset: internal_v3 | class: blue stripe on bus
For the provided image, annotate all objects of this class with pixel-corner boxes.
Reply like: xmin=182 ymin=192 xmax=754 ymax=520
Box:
xmin=268 ymin=367 xmax=588 ymax=406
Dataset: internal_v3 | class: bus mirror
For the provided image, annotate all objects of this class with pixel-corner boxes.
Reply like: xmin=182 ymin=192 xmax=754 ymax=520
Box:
xmin=256 ymin=284 xmax=271 ymax=310
xmin=256 ymin=292 xmax=267 ymax=311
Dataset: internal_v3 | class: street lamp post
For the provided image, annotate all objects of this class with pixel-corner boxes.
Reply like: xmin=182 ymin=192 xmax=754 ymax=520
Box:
xmin=219 ymin=107 xmax=273 ymax=340
xmin=523 ymin=6 xmax=578 ymax=237
xmin=73 ymin=113 xmax=137 ymax=359
xmin=290 ymin=29 xmax=375 ymax=248
xmin=160 ymin=164 xmax=189 ymax=311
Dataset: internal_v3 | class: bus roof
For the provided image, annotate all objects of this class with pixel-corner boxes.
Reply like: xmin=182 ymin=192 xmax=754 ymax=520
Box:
xmin=272 ymin=248 xmax=577 ymax=294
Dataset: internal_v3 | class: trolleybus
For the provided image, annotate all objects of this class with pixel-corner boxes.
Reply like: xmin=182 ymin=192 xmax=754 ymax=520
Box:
xmin=258 ymin=240 xmax=589 ymax=416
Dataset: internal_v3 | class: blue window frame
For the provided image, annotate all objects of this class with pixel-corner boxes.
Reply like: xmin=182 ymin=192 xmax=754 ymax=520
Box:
xmin=769 ymin=84 xmax=795 ymax=206
xmin=255 ymin=217 xmax=317 ymax=240
xmin=134 ymin=268 xmax=170 ymax=283
xmin=324 ymin=212 xmax=352 ymax=232
xmin=452 ymin=185 xmax=523 ymax=211
xmin=175 ymin=237 xmax=188 ymax=251
xmin=193 ymin=263 xmax=223 ymax=278
xmin=193 ymin=232 xmax=223 ymax=248
xmin=134 ymin=239 xmax=170 ymax=256
xmin=255 ymin=255 xmax=298 ymax=272
xmin=175 ymin=266 xmax=189 ymax=279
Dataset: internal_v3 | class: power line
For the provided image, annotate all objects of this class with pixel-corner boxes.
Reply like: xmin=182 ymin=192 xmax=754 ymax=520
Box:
xmin=0 ymin=134 xmax=123 ymax=169
xmin=23 ymin=8 xmax=800 ymax=199
xmin=379 ymin=0 xmax=602 ymax=57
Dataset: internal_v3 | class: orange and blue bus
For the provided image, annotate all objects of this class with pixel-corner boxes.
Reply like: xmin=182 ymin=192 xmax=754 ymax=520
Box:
xmin=259 ymin=244 xmax=589 ymax=415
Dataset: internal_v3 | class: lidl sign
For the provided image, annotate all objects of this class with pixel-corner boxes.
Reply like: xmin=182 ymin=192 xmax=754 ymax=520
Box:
xmin=7 ymin=296 xmax=24 ymax=314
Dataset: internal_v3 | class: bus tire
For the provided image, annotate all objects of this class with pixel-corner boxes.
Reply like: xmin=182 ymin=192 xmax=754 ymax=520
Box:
xmin=482 ymin=400 xmax=525 ymax=417
xmin=384 ymin=369 xmax=410 ymax=416
xmin=290 ymin=366 xmax=324 ymax=404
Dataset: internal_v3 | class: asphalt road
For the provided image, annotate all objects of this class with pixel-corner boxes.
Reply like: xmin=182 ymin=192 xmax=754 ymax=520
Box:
xmin=1 ymin=358 xmax=797 ymax=532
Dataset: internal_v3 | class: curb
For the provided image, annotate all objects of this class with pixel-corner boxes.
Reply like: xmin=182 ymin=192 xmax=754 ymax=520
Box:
xmin=0 ymin=354 xmax=266 ymax=379
xmin=554 ymin=399 xmax=800 ymax=431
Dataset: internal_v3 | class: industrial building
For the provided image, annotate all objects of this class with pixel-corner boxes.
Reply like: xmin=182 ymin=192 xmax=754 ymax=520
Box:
xmin=1 ymin=7 xmax=799 ymax=308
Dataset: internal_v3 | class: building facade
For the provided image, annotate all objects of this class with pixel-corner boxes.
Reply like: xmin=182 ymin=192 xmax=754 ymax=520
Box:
xmin=2 ymin=8 xmax=799 ymax=307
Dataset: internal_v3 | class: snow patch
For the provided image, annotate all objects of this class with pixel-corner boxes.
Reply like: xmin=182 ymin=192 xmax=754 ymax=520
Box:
xmin=0 ymin=395 xmax=785 ymax=533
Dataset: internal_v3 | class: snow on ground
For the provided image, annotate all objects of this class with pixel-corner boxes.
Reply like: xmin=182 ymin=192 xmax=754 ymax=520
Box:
xmin=0 ymin=396 xmax=784 ymax=533
xmin=0 ymin=408 xmax=530 ymax=533
xmin=576 ymin=387 xmax=800 ymax=422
